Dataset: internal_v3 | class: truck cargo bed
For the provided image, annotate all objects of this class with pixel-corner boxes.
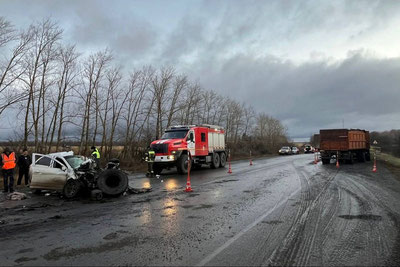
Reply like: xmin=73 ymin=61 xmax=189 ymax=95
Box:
xmin=320 ymin=129 xmax=370 ymax=151
xmin=319 ymin=129 xmax=370 ymax=164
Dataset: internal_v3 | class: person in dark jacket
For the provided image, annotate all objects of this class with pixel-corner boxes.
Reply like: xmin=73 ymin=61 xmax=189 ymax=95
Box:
xmin=1 ymin=147 xmax=17 ymax=193
xmin=17 ymin=148 xmax=31 ymax=186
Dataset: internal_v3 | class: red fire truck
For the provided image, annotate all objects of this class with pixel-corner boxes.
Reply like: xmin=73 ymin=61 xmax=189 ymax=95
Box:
xmin=150 ymin=124 xmax=227 ymax=174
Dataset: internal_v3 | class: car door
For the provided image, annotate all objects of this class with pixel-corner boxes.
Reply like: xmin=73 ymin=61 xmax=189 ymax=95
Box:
xmin=187 ymin=130 xmax=196 ymax=156
xmin=30 ymin=154 xmax=68 ymax=190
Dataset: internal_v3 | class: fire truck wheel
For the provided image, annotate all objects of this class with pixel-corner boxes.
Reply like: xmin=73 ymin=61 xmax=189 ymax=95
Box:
xmin=177 ymin=154 xmax=189 ymax=174
xmin=153 ymin=165 xmax=163 ymax=175
xmin=211 ymin=153 xmax=220 ymax=169
xmin=219 ymin=152 xmax=226 ymax=168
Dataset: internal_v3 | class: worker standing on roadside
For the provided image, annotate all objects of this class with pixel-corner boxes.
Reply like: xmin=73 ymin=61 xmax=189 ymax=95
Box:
xmin=1 ymin=147 xmax=17 ymax=193
xmin=17 ymin=148 xmax=31 ymax=186
xmin=145 ymin=146 xmax=155 ymax=177
xmin=91 ymin=146 xmax=101 ymax=169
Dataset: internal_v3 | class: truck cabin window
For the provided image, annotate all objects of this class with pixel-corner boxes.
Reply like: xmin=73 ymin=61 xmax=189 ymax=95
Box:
xmin=161 ymin=130 xmax=188 ymax=140
xmin=188 ymin=132 xmax=194 ymax=142
xmin=201 ymin=133 xmax=206 ymax=142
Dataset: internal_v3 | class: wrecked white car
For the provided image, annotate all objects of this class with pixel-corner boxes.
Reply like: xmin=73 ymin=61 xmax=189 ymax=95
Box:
xmin=29 ymin=151 xmax=128 ymax=199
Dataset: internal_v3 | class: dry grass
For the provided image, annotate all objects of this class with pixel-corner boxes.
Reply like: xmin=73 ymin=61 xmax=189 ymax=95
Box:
xmin=371 ymin=147 xmax=400 ymax=181
xmin=371 ymin=146 xmax=400 ymax=168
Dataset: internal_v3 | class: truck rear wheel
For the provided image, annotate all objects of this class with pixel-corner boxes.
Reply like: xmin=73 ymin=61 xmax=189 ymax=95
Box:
xmin=211 ymin=153 xmax=220 ymax=169
xmin=321 ymin=158 xmax=330 ymax=165
xmin=219 ymin=152 xmax=226 ymax=168
xmin=177 ymin=154 xmax=189 ymax=174
xmin=358 ymin=152 xmax=366 ymax=162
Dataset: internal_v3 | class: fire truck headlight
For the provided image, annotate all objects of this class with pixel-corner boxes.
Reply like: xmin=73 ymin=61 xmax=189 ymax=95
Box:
xmin=171 ymin=150 xmax=176 ymax=154
xmin=167 ymin=155 xmax=175 ymax=160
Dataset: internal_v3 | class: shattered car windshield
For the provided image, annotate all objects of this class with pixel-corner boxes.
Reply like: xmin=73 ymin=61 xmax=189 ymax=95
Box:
xmin=161 ymin=130 xmax=188 ymax=140
xmin=64 ymin=155 xmax=86 ymax=169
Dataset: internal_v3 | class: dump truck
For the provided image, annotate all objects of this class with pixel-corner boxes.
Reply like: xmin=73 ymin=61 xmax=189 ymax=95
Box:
xmin=320 ymin=129 xmax=370 ymax=164
xmin=150 ymin=124 xmax=226 ymax=174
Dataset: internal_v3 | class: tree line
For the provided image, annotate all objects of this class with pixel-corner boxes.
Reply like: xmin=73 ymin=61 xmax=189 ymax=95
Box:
xmin=370 ymin=130 xmax=400 ymax=157
xmin=0 ymin=18 xmax=288 ymax=163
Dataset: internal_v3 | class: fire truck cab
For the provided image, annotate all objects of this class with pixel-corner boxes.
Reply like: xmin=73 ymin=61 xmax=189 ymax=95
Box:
xmin=150 ymin=124 xmax=227 ymax=174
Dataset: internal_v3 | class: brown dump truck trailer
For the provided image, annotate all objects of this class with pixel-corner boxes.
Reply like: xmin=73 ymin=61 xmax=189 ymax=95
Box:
xmin=320 ymin=129 xmax=370 ymax=164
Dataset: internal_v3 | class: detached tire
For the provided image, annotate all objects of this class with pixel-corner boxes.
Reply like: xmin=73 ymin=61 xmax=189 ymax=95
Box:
xmin=63 ymin=179 xmax=81 ymax=199
xmin=97 ymin=169 xmax=128 ymax=197
xmin=211 ymin=153 xmax=220 ymax=169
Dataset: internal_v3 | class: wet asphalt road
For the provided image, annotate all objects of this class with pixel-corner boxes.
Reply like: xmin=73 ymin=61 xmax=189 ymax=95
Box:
xmin=1 ymin=154 xmax=400 ymax=266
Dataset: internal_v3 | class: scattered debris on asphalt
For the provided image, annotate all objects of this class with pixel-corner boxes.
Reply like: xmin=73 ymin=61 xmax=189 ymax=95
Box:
xmin=6 ymin=192 xmax=27 ymax=201
xmin=126 ymin=186 xmax=152 ymax=195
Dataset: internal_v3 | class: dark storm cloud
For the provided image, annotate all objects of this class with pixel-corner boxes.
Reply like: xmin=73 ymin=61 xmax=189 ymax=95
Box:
xmin=1 ymin=0 xmax=400 ymax=139
xmin=193 ymin=51 xmax=400 ymax=138
xmin=69 ymin=2 xmax=158 ymax=58
xmin=155 ymin=0 xmax=400 ymax=138
xmin=0 ymin=0 xmax=159 ymax=61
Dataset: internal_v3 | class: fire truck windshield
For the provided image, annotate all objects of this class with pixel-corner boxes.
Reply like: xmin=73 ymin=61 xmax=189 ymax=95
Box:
xmin=161 ymin=130 xmax=188 ymax=140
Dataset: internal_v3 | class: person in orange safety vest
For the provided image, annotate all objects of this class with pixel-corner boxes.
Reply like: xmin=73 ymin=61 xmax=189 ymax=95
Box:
xmin=1 ymin=147 xmax=17 ymax=193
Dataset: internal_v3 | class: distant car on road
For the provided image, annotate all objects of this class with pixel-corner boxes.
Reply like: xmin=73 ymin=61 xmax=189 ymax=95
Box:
xmin=291 ymin=147 xmax=299 ymax=154
xmin=279 ymin=146 xmax=292 ymax=155
xmin=304 ymin=145 xmax=315 ymax=154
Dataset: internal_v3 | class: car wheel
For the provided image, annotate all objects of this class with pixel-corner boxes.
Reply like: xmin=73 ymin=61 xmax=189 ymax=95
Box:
xmin=63 ymin=179 xmax=81 ymax=199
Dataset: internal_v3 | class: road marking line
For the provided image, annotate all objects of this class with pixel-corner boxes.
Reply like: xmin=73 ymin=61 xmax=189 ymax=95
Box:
xmin=196 ymin=187 xmax=301 ymax=266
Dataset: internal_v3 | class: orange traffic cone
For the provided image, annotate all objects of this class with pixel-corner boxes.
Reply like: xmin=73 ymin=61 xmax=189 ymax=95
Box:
xmin=185 ymin=180 xmax=193 ymax=192
xmin=336 ymin=152 xmax=340 ymax=168
xmin=227 ymin=150 xmax=232 ymax=174
xmin=185 ymin=151 xmax=193 ymax=192
xmin=372 ymin=159 xmax=377 ymax=173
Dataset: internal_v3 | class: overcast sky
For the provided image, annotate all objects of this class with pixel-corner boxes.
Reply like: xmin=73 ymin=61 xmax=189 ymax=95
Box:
xmin=1 ymin=0 xmax=400 ymax=140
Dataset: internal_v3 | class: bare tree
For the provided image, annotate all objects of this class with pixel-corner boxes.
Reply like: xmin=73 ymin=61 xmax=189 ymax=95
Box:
xmin=78 ymin=49 xmax=111 ymax=155
xmin=19 ymin=19 xmax=63 ymax=149
xmin=151 ymin=66 xmax=174 ymax=139
xmin=122 ymin=66 xmax=154 ymax=158
xmin=0 ymin=18 xmax=31 ymax=117
xmin=166 ymin=74 xmax=187 ymax=128
xmin=0 ymin=17 xmax=16 ymax=47
xmin=45 ymin=44 xmax=80 ymax=152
